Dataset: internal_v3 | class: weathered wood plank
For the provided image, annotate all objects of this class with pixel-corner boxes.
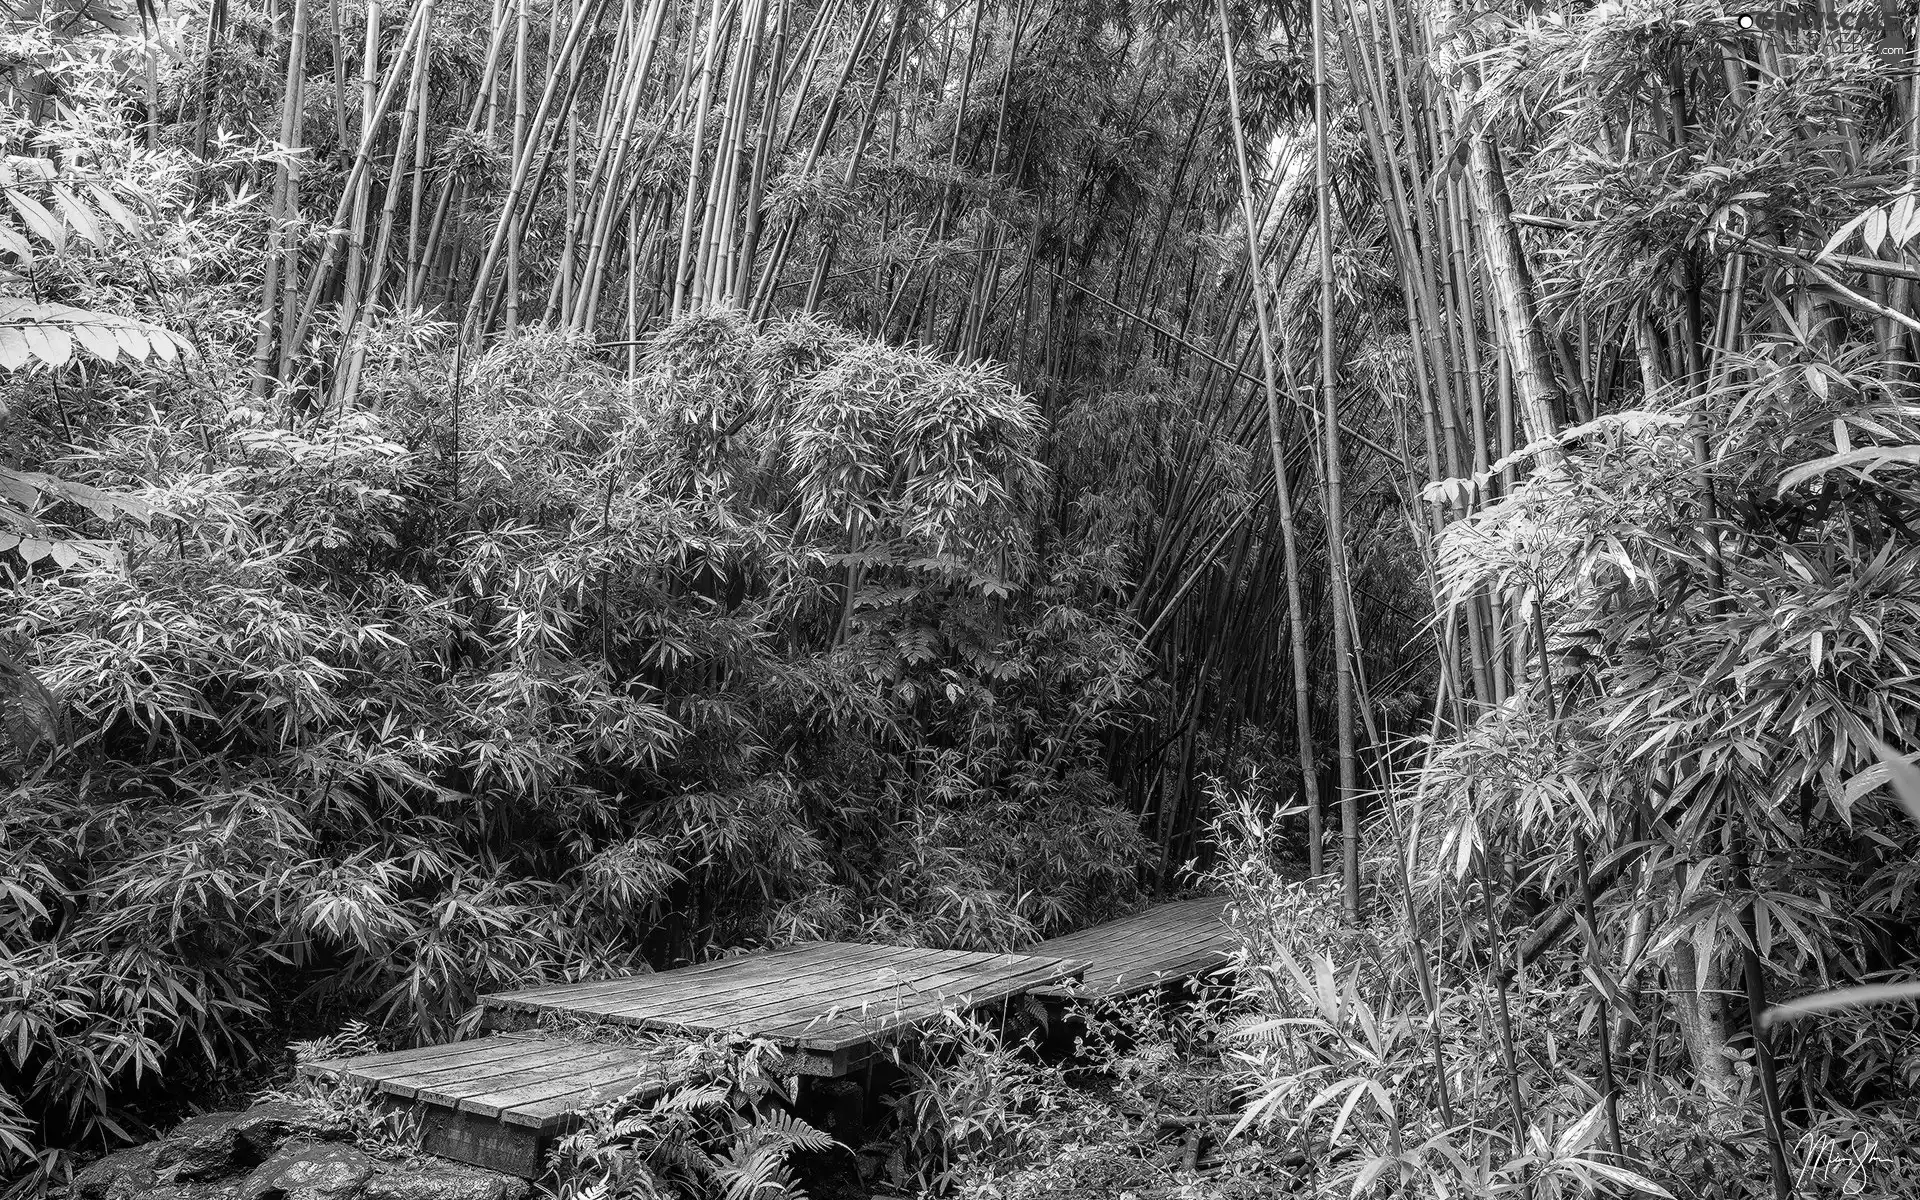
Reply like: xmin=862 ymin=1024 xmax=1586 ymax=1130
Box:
xmin=484 ymin=949 xmax=779 ymax=1007
xmin=1024 ymin=896 xmax=1234 ymax=1000
xmin=484 ymin=943 xmax=1078 ymax=1061
xmin=484 ymin=1055 xmax=677 ymax=1126
xmin=776 ymin=955 xmax=1083 ymax=1047
xmin=483 ymin=940 xmax=821 ymax=1006
xmin=525 ymin=945 xmax=928 ymax=1035
xmin=501 ymin=1066 xmax=674 ymax=1128
xmin=485 ymin=958 xmax=734 ymax=1009
xmin=485 ymin=943 xmax=852 ymax=1016
xmin=416 ymin=1103 xmax=544 ymax=1178
xmin=702 ymin=950 xmax=1066 ymax=1037
xmin=787 ymin=957 xmax=1078 ymax=1036
xmin=601 ymin=944 xmax=926 ymax=1021
xmin=414 ymin=1044 xmax=638 ymax=1108
xmin=302 ymin=1033 xmax=538 ymax=1080
xmin=725 ymin=946 xmax=1058 ymax=1020
xmin=799 ymin=960 xmax=1088 ymax=1074
xmin=634 ymin=945 xmax=933 ymax=1027
xmin=342 ymin=1039 xmax=575 ymax=1090
xmin=386 ymin=1042 xmax=614 ymax=1103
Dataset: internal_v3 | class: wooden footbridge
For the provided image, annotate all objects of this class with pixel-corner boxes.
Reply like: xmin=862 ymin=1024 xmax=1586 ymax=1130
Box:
xmin=302 ymin=895 xmax=1235 ymax=1176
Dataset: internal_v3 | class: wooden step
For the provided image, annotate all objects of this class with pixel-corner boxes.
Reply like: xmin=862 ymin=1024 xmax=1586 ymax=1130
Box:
xmin=300 ymin=1033 xmax=676 ymax=1177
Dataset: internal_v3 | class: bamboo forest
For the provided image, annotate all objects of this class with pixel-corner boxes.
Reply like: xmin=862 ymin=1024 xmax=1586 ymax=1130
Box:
xmin=4 ymin=0 xmax=1920 ymax=1194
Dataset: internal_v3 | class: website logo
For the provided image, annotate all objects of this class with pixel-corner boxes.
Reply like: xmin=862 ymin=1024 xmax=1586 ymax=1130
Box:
xmin=1730 ymin=0 xmax=1908 ymax=59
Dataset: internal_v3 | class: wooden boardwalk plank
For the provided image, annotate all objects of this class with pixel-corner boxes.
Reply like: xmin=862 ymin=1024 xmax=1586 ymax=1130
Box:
xmin=376 ymin=1042 xmax=613 ymax=1103
xmin=611 ymin=945 xmax=930 ymax=1024
xmin=646 ymin=946 xmax=950 ymax=1027
xmin=489 ymin=946 xmax=812 ymax=1009
xmin=1026 ymin=896 xmax=1235 ymax=1001
xmin=304 ymin=1033 xmax=540 ymax=1078
xmin=491 ymin=943 xmax=919 ymax=1030
xmin=788 ymin=950 xmax=1076 ymax=1021
xmin=493 ymin=947 xmax=824 ymax=1007
xmin=783 ymin=954 xmax=1078 ymax=1028
xmin=501 ymin=1062 xmax=674 ymax=1128
xmin=483 ymin=942 xmax=1080 ymax=1063
xmin=715 ymin=948 xmax=1068 ymax=1033
xmin=299 ymin=1035 xmax=678 ymax=1136
xmin=469 ymin=1054 xmax=672 ymax=1122
xmin=347 ymin=1044 xmax=577 ymax=1095
xmin=784 ymin=955 xmax=1078 ymax=1046
xmin=420 ymin=1045 xmax=642 ymax=1109
xmin=485 ymin=942 xmax=889 ymax=1021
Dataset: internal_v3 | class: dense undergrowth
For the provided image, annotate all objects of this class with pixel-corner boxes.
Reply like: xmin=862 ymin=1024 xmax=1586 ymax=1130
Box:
xmin=10 ymin=0 xmax=1920 ymax=1196
xmin=902 ymin=783 xmax=1920 ymax=1200
xmin=0 ymin=34 xmax=1164 ymax=1181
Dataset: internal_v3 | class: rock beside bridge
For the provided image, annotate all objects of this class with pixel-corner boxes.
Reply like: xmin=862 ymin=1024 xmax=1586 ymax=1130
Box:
xmin=68 ymin=1101 xmax=531 ymax=1200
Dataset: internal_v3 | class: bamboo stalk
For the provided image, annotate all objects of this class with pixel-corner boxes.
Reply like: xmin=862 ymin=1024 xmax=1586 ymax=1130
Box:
xmin=1217 ymin=0 xmax=1325 ymax=881
xmin=284 ymin=0 xmax=433 ymax=370
xmin=410 ymin=0 xmax=516 ymax=308
xmin=1308 ymin=0 xmax=1362 ymax=921
xmin=671 ymin=0 xmax=731 ymax=316
xmin=504 ymin=0 xmax=530 ymax=334
xmin=569 ymin=0 xmax=676 ymax=331
xmin=248 ymin=0 xmax=310 ymax=399
xmin=457 ymin=0 xmax=613 ymax=344
xmin=338 ymin=0 xmax=436 ymax=407
xmin=339 ymin=0 xmax=384 ymax=344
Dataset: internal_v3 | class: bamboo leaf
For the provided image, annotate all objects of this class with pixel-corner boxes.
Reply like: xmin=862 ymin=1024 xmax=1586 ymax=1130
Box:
xmin=1580 ymin=1161 xmax=1676 ymax=1197
xmin=1777 ymin=445 xmax=1920 ymax=493
xmin=48 ymin=184 xmax=106 ymax=246
xmin=0 ymin=224 xmax=33 ymax=263
xmin=66 ymin=318 xmax=119 ymax=363
xmin=1861 ymin=739 xmax=1920 ymax=829
xmin=1326 ymin=1077 xmax=1370 ymax=1144
xmin=86 ymin=183 xmax=143 ymax=235
xmin=1764 ymin=981 xmax=1920 ymax=1027
xmin=1553 ymin=1101 xmax=1606 ymax=1157
xmin=6 ymin=187 xmax=64 ymax=248
xmin=0 ymin=326 xmax=30 ymax=370
xmin=1893 ymin=193 xmax=1916 ymax=243
xmin=1819 ymin=208 xmax=1877 ymax=259
xmin=21 ymin=322 xmax=70 ymax=368
xmin=1351 ymin=1155 xmax=1395 ymax=1197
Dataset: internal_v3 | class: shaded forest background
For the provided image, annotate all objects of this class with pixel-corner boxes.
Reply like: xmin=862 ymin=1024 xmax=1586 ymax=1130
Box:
xmin=5 ymin=0 xmax=1920 ymax=1194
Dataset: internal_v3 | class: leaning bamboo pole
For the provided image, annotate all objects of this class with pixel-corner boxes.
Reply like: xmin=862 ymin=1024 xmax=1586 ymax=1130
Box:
xmin=1433 ymin=0 xmax=1561 ymax=450
xmin=567 ymin=0 xmax=677 ymax=332
xmin=1216 ymin=0 xmax=1324 ymax=881
xmin=337 ymin=0 xmax=435 ymax=408
xmin=747 ymin=0 xmax=893 ymax=318
xmin=284 ymin=0 xmax=433 ymax=373
xmin=1309 ymin=0 xmax=1362 ymax=921
xmin=458 ymin=0 xmax=613 ymax=344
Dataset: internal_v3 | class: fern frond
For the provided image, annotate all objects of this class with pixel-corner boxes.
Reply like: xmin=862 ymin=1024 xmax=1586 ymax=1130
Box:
xmin=751 ymin=1109 xmax=838 ymax=1154
xmin=716 ymin=1142 xmax=797 ymax=1200
xmin=660 ymin=1082 xmax=734 ymax=1112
